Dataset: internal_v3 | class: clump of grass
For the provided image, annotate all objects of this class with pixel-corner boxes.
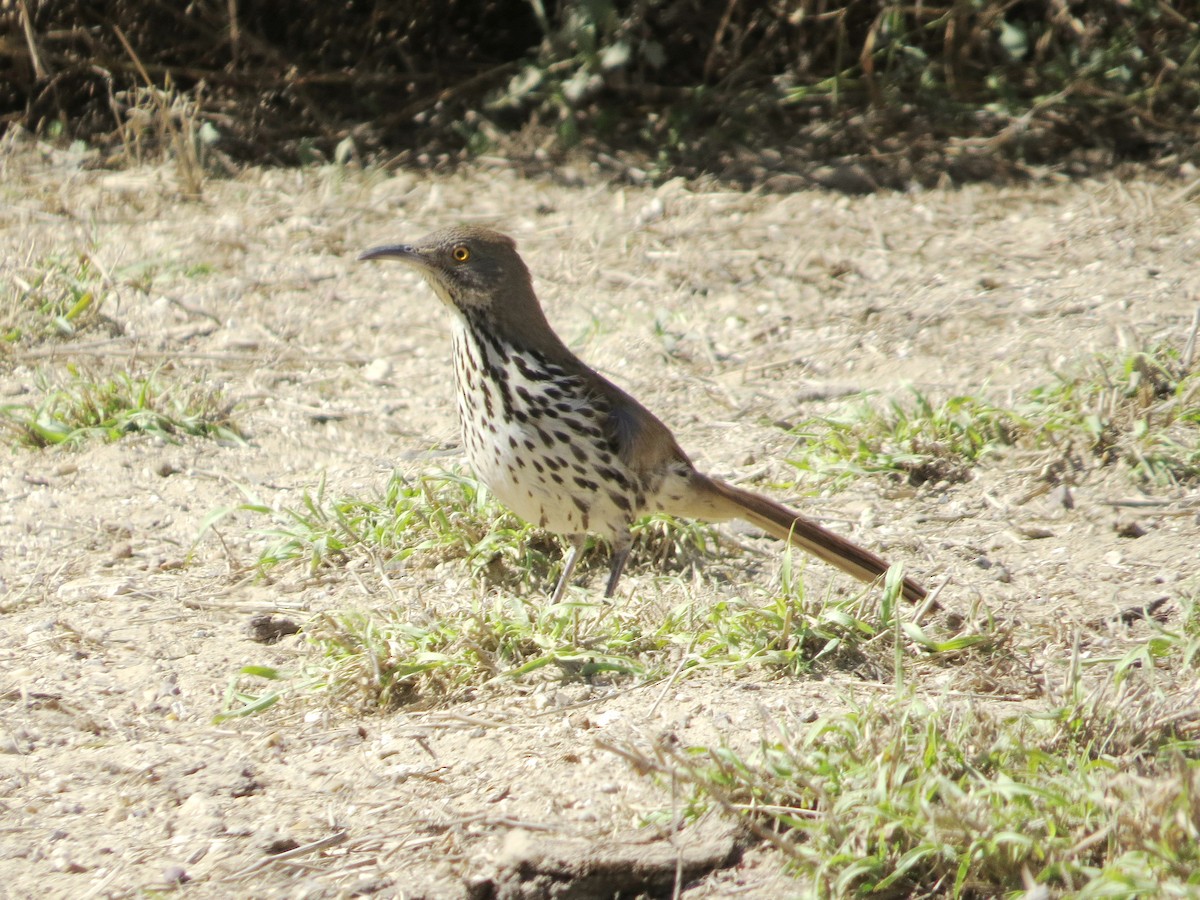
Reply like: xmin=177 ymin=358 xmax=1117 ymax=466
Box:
xmin=691 ymin=557 xmax=999 ymax=679
xmin=607 ymin=684 xmax=1200 ymax=897
xmin=0 ymin=368 xmax=242 ymax=447
xmin=693 ymin=591 xmax=837 ymax=678
xmin=219 ymin=469 xmax=727 ymax=595
xmin=631 ymin=514 xmax=724 ymax=571
xmin=219 ymin=593 xmax=679 ymax=719
xmin=788 ymin=390 xmax=1024 ymax=489
xmin=605 ymin=587 xmax=1200 ymax=896
xmin=619 ymin=700 xmax=1200 ymax=897
xmin=302 ymin=595 xmax=667 ymax=711
xmin=1105 ymin=591 xmax=1200 ymax=689
xmin=242 ymin=560 xmax=994 ymax=713
xmin=1034 ymin=346 xmax=1200 ymax=485
xmin=213 ymin=664 xmax=318 ymax=724
xmin=790 ymin=344 xmax=1199 ymax=491
xmin=218 ymin=599 xmax=651 ymax=716
xmin=1 ymin=252 xmax=113 ymax=349
xmin=216 ymin=470 xmax=556 ymax=590
xmin=111 ymin=29 xmax=219 ymax=198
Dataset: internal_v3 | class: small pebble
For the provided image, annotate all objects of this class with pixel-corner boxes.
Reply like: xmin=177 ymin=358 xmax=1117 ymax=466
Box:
xmin=1114 ymin=518 xmax=1146 ymax=538
xmin=1017 ymin=525 xmax=1054 ymax=539
xmin=363 ymin=358 xmax=392 ymax=384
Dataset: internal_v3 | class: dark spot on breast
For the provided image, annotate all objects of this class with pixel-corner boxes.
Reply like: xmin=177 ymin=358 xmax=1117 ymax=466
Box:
xmin=497 ymin=381 xmax=514 ymax=419
xmin=609 ymin=491 xmax=631 ymax=511
xmin=596 ymin=466 xmax=631 ymax=489
xmin=565 ymin=422 xmax=602 ymax=439
xmin=572 ymin=496 xmax=590 ymax=526
xmin=574 ymin=477 xmax=599 ymax=491
xmin=515 ymin=355 xmax=553 ymax=382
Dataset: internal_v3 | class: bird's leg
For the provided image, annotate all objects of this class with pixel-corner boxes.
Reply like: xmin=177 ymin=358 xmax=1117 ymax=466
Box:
xmin=550 ymin=534 xmax=587 ymax=603
xmin=604 ymin=532 xmax=633 ymax=598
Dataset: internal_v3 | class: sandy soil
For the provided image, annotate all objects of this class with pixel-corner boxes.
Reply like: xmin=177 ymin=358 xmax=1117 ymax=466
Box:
xmin=1 ymin=140 xmax=1198 ymax=898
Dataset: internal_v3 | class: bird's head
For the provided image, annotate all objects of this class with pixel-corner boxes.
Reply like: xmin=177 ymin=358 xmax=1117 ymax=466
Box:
xmin=359 ymin=225 xmax=534 ymax=314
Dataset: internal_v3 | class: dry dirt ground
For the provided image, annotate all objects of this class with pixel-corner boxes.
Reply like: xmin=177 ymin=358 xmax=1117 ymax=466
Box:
xmin=1 ymin=139 xmax=1198 ymax=898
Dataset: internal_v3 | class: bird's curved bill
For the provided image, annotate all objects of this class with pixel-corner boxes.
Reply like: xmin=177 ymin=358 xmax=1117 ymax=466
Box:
xmin=358 ymin=244 xmax=419 ymax=262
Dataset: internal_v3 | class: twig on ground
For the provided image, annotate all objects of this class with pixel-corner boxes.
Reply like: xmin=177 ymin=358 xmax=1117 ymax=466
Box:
xmin=231 ymin=832 xmax=350 ymax=878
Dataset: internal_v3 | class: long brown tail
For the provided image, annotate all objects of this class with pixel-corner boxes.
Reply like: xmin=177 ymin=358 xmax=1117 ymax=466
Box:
xmin=684 ymin=474 xmax=927 ymax=603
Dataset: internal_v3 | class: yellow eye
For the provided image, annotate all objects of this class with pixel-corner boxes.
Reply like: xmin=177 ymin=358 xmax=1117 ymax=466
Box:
xmin=452 ymin=245 xmax=470 ymax=262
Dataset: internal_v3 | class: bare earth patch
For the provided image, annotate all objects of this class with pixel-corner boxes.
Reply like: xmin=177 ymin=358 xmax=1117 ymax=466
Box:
xmin=1 ymin=141 xmax=1198 ymax=897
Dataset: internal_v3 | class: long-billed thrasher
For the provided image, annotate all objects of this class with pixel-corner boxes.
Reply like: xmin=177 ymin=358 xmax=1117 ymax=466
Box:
xmin=360 ymin=226 xmax=926 ymax=603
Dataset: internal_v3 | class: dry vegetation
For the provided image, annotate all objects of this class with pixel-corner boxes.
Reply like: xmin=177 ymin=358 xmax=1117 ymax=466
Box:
xmin=3 ymin=0 xmax=1199 ymax=187
xmin=2 ymin=132 xmax=1200 ymax=897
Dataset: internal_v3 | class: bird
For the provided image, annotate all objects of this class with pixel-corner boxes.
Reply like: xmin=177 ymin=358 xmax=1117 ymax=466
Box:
xmin=359 ymin=225 xmax=927 ymax=604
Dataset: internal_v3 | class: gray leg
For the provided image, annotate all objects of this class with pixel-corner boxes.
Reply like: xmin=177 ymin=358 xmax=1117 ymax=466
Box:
xmin=604 ymin=532 xmax=633 ymax=598
xmin=550 ymin=534 xmax=586 ymax=603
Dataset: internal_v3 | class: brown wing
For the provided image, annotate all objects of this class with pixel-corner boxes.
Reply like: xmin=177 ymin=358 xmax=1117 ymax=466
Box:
xmin=594 ymin=373 xmax=694 ymax=479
